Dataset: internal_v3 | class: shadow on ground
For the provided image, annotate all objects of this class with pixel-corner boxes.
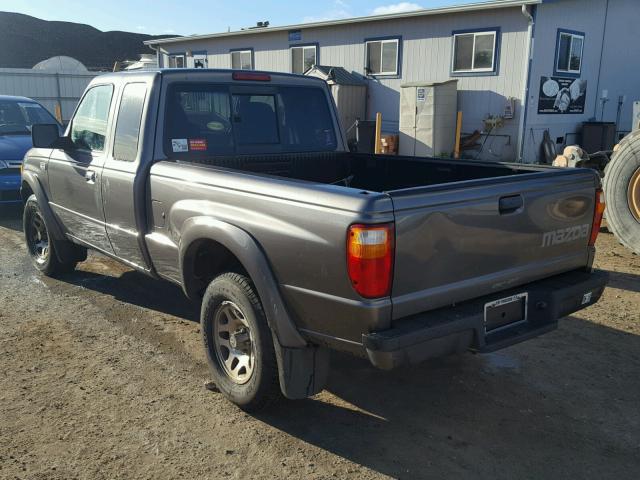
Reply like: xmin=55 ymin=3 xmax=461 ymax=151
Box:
xmin=255 ymin=317 xmax=640 ymax=478
xmin=605 ymin=269 xmax=640 ymax=293
xmin=0 ymin=204 xmax=23 ymax=232
xmin=64 ymin=267 xmax=200 ymax=323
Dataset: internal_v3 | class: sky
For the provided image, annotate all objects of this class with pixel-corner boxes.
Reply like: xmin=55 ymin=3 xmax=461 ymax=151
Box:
xmin=0 ymin=0 xmax=472 ymax=36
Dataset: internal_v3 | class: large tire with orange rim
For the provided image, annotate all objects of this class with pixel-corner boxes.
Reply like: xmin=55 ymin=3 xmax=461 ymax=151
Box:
xmin=603 ymin=129 xmax=640 ymax=255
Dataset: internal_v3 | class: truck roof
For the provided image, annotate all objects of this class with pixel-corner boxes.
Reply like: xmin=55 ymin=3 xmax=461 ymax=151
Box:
xmin=0 ymin=94 xmax=39 ymax=103
xmin=91 ymin=68 xmax=328 ymax=87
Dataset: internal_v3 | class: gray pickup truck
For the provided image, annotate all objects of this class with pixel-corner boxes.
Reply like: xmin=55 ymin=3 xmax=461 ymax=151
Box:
xmin=22 ymin=69 xmax=607 ymax=410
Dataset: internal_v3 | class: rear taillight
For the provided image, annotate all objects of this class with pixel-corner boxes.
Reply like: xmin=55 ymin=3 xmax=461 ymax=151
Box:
xmin=589 ymin=188 xmax=605 ymax=246
xmin=347 ymin=223 xmax=394 ymax=298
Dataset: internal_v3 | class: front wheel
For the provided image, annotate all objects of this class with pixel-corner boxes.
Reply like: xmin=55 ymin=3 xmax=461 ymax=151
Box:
xmin=23 ymin=194 xmax=80 ymax=276
xmin=201 ymin=272 xmax=281 ymax=411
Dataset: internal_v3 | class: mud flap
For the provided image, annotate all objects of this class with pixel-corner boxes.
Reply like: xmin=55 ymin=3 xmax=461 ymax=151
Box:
xmin=272 ymin=334 xmax=330 ymax=400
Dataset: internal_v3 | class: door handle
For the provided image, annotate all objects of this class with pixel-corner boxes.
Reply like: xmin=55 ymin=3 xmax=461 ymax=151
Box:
xmin=499 ymin=194 xmax=524 ymax=214
xmin=85 ymin=170 xmax=97 ymax=184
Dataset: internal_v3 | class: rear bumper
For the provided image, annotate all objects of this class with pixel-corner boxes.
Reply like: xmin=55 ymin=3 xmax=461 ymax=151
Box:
xmin=0 ymin=173 xmax=21 ymax=204
xmin=363 ymin=269 xmax=608 ymax=370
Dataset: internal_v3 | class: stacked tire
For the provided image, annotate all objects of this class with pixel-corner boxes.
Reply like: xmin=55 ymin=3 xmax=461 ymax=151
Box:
xmin=603 ymin=130 xmax=640 ymax=255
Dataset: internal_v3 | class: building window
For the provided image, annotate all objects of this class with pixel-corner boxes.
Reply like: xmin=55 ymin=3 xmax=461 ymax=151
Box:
xmin=290 ymin=45 xmax=317 ymax=74
xmin=168 ymin=54 xmax=185 ymax=68
xmin=555 ymin=29 xmax=584 ymax=76
xmin=193 ymin=52 xmax=208 ymax=69
xmin=231 ymin=50 xmax=253 ymax=70
xmin=365 ymin=38 xmax=400 ymax=76
xmin=452 ymin=29 xmax=498 ymax=74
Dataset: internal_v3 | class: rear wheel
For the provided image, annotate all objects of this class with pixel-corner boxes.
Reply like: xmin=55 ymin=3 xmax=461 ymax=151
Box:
xmin=603 ymin=130 xmax=640 ymax=255
xmin=23 ymin=194 xmax=82 ymax=275
xmin=201 ymin=272 xmax=281 ymax=411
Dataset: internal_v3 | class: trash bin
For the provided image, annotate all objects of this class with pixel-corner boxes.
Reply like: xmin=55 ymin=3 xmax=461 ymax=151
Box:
xmin=581 ymin=122 xmax=616 ymax=153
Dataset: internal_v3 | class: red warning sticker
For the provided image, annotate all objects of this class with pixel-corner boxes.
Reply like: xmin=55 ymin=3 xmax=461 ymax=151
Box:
xmin=189 ymin=138 xmax=207 ymax=151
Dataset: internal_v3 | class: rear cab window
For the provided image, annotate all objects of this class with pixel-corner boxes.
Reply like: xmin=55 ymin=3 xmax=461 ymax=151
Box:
xmin=163 ymin=83 xmax=337 ymax=158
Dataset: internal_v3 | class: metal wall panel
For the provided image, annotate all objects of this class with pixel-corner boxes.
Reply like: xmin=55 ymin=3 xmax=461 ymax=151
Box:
xmin=522 ymin=0 xmax=640 ymax=163
xmin=0 ymin=68 xmax=99 ymax=123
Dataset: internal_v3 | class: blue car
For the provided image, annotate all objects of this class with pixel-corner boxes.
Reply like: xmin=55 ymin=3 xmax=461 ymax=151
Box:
xmin=0 ymin=95 xmax=61 ymax=205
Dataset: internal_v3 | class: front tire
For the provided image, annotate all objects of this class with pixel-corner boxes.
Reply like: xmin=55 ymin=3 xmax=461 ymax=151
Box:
xmin=201 ymin=272 xmax=281 ymax=411
xmin=23 ymin=194 xmax=79 ymax=276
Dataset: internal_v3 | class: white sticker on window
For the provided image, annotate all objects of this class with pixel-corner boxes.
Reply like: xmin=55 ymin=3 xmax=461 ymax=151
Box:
xmin=171 ymin=139 xmax=188 ymax=152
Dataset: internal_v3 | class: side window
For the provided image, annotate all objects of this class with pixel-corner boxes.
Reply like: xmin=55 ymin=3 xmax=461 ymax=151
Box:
xmin=365 ymin=38 xmax=400 ymax=76
xmin=193 ymin=53 xmax=208 ymax=69
xmin=71 ymin=84 xmax=114 ymax=152
xmin=452 ymin=29 xmax=499 ymax=74
xmin=231 ymin=50 xmax=253 ymax=70
xmin=113 ymin=83 xmax=147 ymax=162
xmin=290 ymin=45 xmax=317 ymax=74
xmin=168 ymin=54 xmax=185 ymax=68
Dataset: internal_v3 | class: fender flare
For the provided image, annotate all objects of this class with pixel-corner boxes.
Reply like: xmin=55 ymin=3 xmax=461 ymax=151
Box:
xmin=21 ymin=170 xmax=78 ymax=264
xmin=21 ymin=171 xmax=65 ymax=240
xmin=178 ymin=216 xmax=306 ymax=348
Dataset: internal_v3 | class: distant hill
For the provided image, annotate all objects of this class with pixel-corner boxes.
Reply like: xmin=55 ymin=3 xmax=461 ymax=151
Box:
xmin=0 ymin=11 xmax=177 ymax=70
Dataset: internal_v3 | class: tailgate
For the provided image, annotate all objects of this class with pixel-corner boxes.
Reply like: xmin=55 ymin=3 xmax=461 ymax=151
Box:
xmin=390 ymin=169 xmax=599 ymax=321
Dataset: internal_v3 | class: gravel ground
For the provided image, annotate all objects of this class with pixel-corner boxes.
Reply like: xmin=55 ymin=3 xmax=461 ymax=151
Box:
xmin=0 ymin=204 xmax=639 ymax=480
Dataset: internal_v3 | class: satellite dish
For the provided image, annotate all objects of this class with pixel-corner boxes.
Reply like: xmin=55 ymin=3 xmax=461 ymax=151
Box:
xmin=33 ymin=56 xmax=89 ymax=73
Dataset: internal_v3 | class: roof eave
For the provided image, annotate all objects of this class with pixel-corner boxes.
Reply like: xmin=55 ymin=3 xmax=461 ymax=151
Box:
xmin=144 ymin=0 xmax=541 ymax=46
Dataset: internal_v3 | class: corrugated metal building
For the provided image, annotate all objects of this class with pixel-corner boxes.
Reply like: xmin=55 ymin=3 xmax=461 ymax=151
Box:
xmin=145 ymin=0 xmax=640 ymax=163
xmin=0 ymin=57 xmax=100 ymax=123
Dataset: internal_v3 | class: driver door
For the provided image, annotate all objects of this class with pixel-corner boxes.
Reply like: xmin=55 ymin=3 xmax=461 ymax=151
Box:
xmin=47 ymin=83 xmax=115 ymax=253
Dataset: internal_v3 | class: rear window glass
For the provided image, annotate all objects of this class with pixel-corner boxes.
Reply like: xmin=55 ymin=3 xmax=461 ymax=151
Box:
xmin=113 ymin=83 xmax=147 ymax=162
xmin=164 ymin=84 xmax=337 ymax=157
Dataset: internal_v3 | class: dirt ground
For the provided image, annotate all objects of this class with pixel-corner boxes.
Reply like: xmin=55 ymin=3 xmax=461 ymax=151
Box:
xmin=0 ymin=204 xmax=638 ymax=480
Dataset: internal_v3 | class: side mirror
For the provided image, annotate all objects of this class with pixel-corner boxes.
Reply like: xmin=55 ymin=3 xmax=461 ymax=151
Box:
xmin=32 ymin=124 xmax=62 ymax=148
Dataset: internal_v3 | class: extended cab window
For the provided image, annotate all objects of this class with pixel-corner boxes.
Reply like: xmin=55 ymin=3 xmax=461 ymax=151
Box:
xmin=113 ymin=83 xmax=147 ymax=162
xmin=164 ymin=84 xmax=337 ymax=157
xmin=71 ymin=84 xmax=114 ymax=152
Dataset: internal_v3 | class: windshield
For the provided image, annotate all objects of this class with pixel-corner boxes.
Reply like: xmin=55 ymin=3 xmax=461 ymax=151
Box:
xmin=0 ymin=100 xmax=59 ymax=135
xmin=164 ymin=84 xmax=338 ymax=157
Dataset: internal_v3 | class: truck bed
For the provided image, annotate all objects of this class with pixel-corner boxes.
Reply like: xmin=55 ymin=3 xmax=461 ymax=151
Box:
xmin=164 ymin=152 xmax=599 ymax=327
xmin=178 ymin=151 xmax=538 ymax=193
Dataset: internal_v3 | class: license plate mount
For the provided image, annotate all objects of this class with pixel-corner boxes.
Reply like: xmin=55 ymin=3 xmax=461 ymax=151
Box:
xmin=484 ymin=292 xmax=528 ymax=334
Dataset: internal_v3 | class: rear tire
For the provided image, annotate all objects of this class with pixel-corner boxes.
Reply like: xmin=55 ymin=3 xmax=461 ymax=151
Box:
xmin=201 ymin=272 xmax=282 ymax=411
xmin=23 ymin=194 xmax=81 ymax=276
xmin=603 ymin=130 xmax=640 ymax=255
